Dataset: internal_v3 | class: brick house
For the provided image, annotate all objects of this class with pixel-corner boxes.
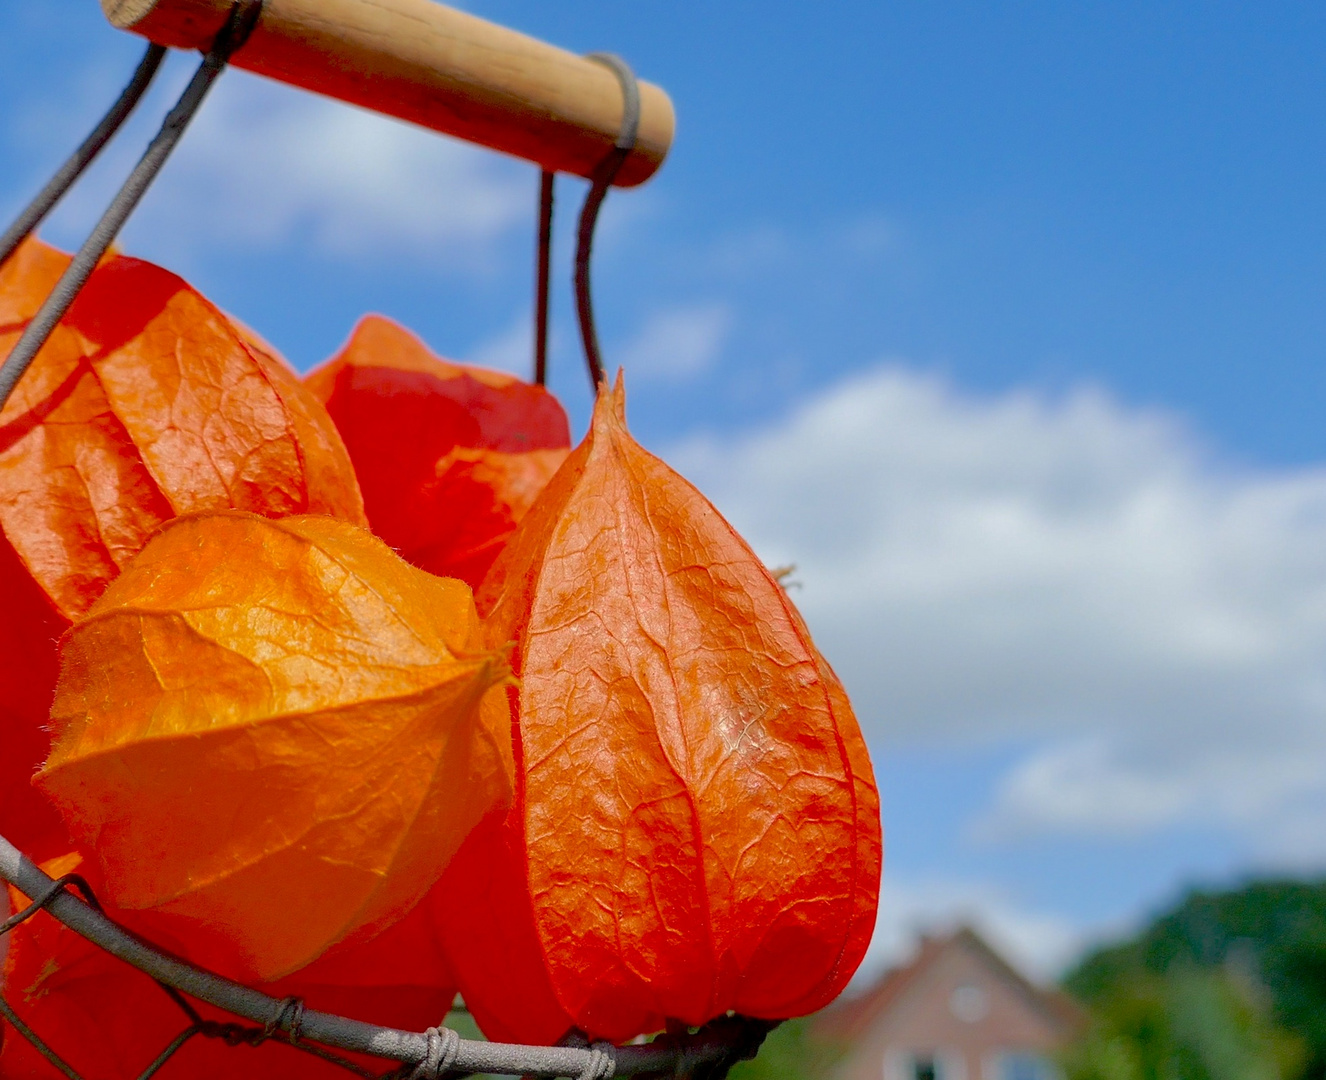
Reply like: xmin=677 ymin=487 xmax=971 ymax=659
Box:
xmin=815 ymin=927 xmax=1083 ymax=1080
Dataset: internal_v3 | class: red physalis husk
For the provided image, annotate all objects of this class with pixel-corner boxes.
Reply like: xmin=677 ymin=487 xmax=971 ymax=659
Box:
xmin=304 ymin=315 xmax=570 ymax=590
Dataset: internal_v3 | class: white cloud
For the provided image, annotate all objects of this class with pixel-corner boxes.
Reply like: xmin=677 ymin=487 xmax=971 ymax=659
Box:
xmin=673 ymin=364 xmax=1326 ymax=856
xmin=97 ymin=68 xmax=531 ymax=265
xmin=855 ymin=875 xmax=1086 ymax=988
xmin=619 ymin=302 xmax=732 ymax=381
xmin=982 ymin=735 xmax=1326 ymax=858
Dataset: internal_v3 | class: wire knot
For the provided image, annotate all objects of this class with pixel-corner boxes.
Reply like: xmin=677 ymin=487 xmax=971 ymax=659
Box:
xmin=411 ymin=1025 xmax=461 ymax=1079
xmin=263 ymin=996 xmax=305 ymax=1045
xmin=0 ymin=874 xmax=102 ymax=937
xmin=579 ymin=1040 xmax=616 ymax=1080
xmin=197 ymin=1018 xmax=266 ymax=1047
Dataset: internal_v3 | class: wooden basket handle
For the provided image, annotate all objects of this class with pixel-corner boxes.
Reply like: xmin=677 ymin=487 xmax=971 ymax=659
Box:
xmin=100 ymin=0 xmax=675 ymax=187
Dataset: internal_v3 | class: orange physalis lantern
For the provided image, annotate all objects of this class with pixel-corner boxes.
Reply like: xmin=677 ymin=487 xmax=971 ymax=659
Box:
xmin=305 ymin=315 xmax=571 ymax=590
xmin=35 ymin=512 xmax=513 ymax=984
xmin=435 ymin=376 xmax=882 ymax=1043
xmin=0 ymin=238 xmax=366 ymax=860
xmin=1 ymin=854 xmax=458 ymax=1080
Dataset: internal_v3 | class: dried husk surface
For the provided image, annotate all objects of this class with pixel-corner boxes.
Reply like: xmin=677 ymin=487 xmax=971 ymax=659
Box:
xmin=434 ymin=376 xmax=882 ymax=1043
xmin=35 ymin=512 xmax=513 ymax=983
xmin=1 ymin=238 xmax=882 ymax=1057
xmin=305 ymin=315 xmax=570 ymax=589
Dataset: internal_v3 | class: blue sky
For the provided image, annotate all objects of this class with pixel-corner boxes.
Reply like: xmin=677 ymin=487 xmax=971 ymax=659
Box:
xmin=6 ymin=1 xmax=1326 ymax=983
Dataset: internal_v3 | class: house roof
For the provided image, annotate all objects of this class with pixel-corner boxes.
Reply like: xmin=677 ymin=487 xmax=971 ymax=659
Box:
xmin=815 ymin=925 xmax=1085 ymax=1044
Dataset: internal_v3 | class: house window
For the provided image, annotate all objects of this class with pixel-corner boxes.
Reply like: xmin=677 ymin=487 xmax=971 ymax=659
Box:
xmin=885 ymin=1049 xmax=967 ymax=1080
xmin=996 ymin=1052 xmax=1058 ymax=1080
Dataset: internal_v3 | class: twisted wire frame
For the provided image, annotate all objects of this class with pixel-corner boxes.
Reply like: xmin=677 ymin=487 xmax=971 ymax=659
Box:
xmin=0 ymin=834 xmax=776 ymax=1079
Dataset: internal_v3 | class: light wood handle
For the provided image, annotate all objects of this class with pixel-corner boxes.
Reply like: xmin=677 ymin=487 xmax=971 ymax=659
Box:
xmin=101 ymin=0 xmax=675 ymax=187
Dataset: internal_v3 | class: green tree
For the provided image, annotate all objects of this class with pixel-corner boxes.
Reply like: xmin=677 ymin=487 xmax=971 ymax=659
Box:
xmin=1065 ymin=880 xmax=1326 ymax=1080
xmin=1063 ymin=968 xmax=1305 ymax=1080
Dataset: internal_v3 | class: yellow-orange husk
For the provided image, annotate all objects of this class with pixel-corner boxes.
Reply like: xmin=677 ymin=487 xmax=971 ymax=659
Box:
xmin=35 ymin=511 xmax=513 ymax=984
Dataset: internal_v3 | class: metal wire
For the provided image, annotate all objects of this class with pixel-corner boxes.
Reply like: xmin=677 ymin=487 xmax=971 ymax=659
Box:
xmin=573 ymin=54 xmax=642 ymax=391
xmin=0 ymin=995 xmax=83 ymax=1080
xmin=534 ymin=170 xmax=555 ymax=386
xmin=0 ymin=43 xmax=167 ymax=269
xmin=1 ymin=873 xmax=101 ymax=933
xmin=0 ymin=877 xmax=393 ymax=1080
xmin=0 ymin=832 xmax=775 ymax=1078
xmin=0 ymin=0 xmax=263 ymax=414
xmin=134 ymin=1027 xmax=203 ymax=1080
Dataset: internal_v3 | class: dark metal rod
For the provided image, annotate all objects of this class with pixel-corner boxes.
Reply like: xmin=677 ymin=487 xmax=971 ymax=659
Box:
xmin=573 ymin=55 xmax=640 ymax=393
xmin=534 ymin=169 xmax=555 ymax=387
xmin=572 ymin=154 xmax=626 ymax=392
xmin=0 ymin=2 xmax=262 ymax=413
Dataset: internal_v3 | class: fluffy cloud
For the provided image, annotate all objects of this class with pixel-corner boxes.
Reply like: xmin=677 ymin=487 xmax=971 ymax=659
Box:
xmin=673 ymin=365 xmax=1326 ymax=855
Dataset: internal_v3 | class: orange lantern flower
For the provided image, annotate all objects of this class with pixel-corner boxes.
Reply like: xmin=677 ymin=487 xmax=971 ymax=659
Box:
xmin=36 ymin=512 xmax=513 ymax=984
xmin=0 ymin=238 xmax=366 ymax=860
xmin=1 ymin=853 xmax=458 ymax=1080
xmin=305 ymin=315 xmax=570 ymax=589
xmin=435 ymin=376 xmax=882 ymax=1043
